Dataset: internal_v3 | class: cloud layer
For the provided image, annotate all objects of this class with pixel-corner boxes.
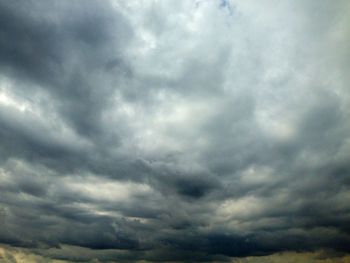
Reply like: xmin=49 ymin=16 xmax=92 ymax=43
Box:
xmin=0 ymin=0 xmax=350 ymax=262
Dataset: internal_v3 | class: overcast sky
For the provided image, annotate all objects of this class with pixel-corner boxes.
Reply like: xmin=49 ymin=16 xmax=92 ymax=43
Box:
xmin=0 ymin=0 xmax=350 ymax=262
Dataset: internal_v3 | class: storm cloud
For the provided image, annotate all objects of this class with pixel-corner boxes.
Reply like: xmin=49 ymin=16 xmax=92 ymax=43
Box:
xmin=0 ymin=0 xmax=350 ymax=262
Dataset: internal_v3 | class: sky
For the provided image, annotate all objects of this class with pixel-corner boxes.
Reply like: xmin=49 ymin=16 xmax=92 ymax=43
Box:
xmin=0 ymin=0 xmax=350 ymax=262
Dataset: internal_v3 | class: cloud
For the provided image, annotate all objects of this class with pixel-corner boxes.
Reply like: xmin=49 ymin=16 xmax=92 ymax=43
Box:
xmin=0 ymin=0 xmax=350 ymax=261
xmin=1 ymin=245 xmax=350 ymax=263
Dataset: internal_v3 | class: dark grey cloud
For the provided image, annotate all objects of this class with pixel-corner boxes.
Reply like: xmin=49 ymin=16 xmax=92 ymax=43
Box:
xmin=0 ymin=0 xmax=350 ymax=262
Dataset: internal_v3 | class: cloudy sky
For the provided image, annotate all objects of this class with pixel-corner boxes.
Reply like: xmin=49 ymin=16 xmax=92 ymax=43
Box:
xmin=0 ymin=0 xmax=350 ymax=262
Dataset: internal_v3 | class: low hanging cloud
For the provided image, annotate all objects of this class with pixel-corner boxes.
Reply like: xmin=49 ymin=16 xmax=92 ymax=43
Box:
xmin=0 ymin=0 xmax=350 ymax=262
